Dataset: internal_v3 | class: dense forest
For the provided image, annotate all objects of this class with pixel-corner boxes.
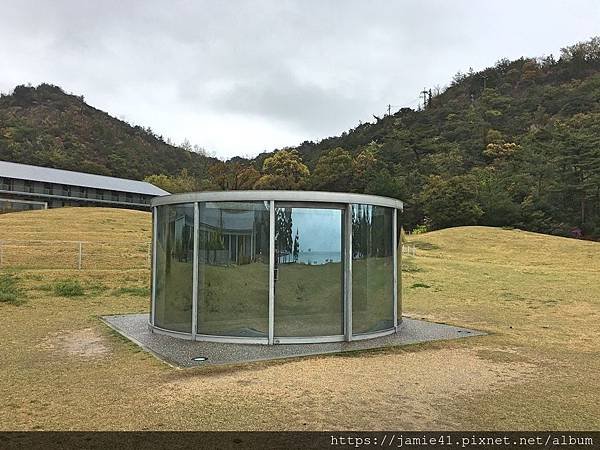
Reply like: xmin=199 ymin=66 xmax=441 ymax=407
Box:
xmin=1 ymin=37 xmax=599 ymax=237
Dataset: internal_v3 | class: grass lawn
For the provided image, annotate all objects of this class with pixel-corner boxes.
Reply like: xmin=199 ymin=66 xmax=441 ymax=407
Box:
xmin=0 ymin=208 xmax=599 ymax=430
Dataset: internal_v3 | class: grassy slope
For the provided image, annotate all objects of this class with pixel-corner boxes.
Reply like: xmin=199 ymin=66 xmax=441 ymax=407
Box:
xmin=0 ymin=209 xmax=599 ymax=430
xmin=405 ymin=227 xmax=600 ymax=428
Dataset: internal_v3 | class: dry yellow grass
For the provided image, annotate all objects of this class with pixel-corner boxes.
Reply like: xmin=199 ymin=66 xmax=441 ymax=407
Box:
xmin=0 ymin=209 xmax=599 ymax=430
xmin=0 ymin=207 xmax=150 ymax=269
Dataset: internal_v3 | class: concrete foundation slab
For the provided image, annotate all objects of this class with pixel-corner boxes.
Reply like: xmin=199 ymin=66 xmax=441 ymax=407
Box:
xmin=100 ymin=313 xmax=486 ymax=368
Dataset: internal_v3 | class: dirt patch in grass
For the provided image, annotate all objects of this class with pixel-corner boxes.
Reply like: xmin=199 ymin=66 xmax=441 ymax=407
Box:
xmin=41 ymin=328 xmax=110 ymax=359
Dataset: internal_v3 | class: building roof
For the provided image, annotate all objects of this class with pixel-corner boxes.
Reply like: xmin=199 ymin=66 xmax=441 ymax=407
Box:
xmin=0 ymin=160 xmax=169 ymax=196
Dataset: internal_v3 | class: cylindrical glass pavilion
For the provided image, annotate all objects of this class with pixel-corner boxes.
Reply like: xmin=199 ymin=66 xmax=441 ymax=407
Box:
xmin=150 ymin=191 xmax=403 ymax=345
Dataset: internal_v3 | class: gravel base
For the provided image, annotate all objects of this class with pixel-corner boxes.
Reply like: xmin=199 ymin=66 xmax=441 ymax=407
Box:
xmin=100 ymin=314 xmax=486 ymax=368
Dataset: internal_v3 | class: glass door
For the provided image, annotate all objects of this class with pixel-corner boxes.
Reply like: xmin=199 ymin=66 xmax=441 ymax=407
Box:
xmin=273 ymin=204 xmax=345 ymax=341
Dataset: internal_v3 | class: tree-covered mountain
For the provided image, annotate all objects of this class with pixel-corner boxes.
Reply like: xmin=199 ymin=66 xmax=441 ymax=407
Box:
xmin=0 ymin=83 xmax=216 ymax=180
xmin=232 ymin=37 xmax=599 ymax=238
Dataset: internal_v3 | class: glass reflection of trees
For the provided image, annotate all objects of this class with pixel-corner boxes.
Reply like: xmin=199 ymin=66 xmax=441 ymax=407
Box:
xmin=352 ymin=204 xmax=394 ymax=334
xmin=275 ymin=208 xmax=293 ymax=264
xmin=154 ymin=204 xmax=194 ymax=333
xmin=196 ymin=202 xmax=270 ymax=337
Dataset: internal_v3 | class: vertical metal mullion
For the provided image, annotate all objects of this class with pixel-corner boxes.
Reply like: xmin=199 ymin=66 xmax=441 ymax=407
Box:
xmin=393 ymin=208 xmax=398 ymax=331
xmin=151 ymin=206 xmax=157 ymax=326
xmin=191 ymin=202 xmax=199 ymax=339
xmin=268 ymin=200 xmax=275 ymax=345
xmin=345 ymin=203 xmax=353 ymax=341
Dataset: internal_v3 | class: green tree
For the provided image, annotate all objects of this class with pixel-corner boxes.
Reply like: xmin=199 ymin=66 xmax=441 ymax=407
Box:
xmin=472 ymin=167 xmax=520 ymax=226
xmin=351 ymin=145 xmax=383 ymax=192
xmin=208 ymin=161 xmax=261 ymax=190
xmin=255 ymin=149 xmax=310 ymax=189
xmin=144 ymin=169 xmax=200 ymax=193
xmin=311 ymin=147 xmax=353 ymax=191
xmin=420 ymin=175 xmax=483 ymax=229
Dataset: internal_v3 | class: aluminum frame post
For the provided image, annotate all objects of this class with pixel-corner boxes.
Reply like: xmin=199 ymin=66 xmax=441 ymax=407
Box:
xmin=393 ymin=209 xmax=398 ymax=330
xmin=344 ymin=203 xmax=353 ymax=341
xmin=191 ymin=202 xmax=199 ymax=339
xmin=151 ymin=207 xmax=157 ymax=326
xmin=268 ymin=200 xmax=275 ymax=345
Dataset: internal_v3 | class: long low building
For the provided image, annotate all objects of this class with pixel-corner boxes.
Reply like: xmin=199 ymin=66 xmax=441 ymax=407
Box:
xmin=0 ymin=160 xmax=169 ymax=213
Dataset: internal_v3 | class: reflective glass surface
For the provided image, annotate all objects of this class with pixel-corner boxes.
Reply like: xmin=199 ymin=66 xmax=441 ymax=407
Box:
xmin=197 ymin=201 xmax=270 ymax=337
xmin=154 ymin=204 xmax=194 ymax=332
xmin=397 ymin=221 xmax=402 ymax=327
xmin=274 ymin=206 xmax=344 ymax=337
xmin=351 ymin=205 xmax=394 ymax=334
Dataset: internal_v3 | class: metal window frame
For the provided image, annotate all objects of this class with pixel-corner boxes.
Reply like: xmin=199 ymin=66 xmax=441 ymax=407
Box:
xmin=150 ymin=206 xmax=157 ymax=327
xmin=152 ymin=190 xmax=403 ymax=210
xmin=147 ymin=191 xmax=404 ymax=345
xmin=191 ymin=202 xmax=199 ymax=339
xmin=344 ymin=203 xmax=353 ymax=341
xmin=268 ymin=200 xmax=275 ymax=345
xmin=272 ymin=201 xmax=346 ymax=344
xmin=393 ymin=208 xmax=398 ymax=330
xmin=0 ymin=197 xmax=47 ymax=208
xmin=0 ymin=188 xmax=151 ymax=208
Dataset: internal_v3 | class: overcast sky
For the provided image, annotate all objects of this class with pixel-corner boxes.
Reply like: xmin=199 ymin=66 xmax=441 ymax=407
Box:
xmin=1 ymin=1 xmax=599 ymax=159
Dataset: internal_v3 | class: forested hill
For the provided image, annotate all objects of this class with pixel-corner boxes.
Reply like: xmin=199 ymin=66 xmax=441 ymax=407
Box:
xmin=1 ymin=37 xmax=599 ymax=238
xmin=242 ymin=37 xmax=600 ymax=237
xmin=0 ymin=83 xmax=216 ymax=180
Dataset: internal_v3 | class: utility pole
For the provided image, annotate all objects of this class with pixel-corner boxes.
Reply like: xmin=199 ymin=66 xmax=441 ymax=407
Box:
xmin=482 ymin=75 xmax=488 ymax=90
xmin=387 ymin=104 xmax=391 ymax=116
xmin=420 ymin=88 xmax=429 ymax=109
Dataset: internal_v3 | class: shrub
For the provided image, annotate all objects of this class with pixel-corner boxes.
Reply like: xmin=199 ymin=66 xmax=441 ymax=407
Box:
xmin=411 ymin=224 xmax=429 ymax=235
xmin=0 ymin=273 xmax=26 ymax=305
xmin=54 ymin=280 xmax=85 ymax=297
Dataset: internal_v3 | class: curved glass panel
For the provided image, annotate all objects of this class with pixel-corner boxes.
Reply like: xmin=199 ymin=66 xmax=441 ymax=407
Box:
xmin=154 ymin=203 xmax=194 ymax=333
xmin=197 ymin=201 xmax=270 ymax=337
xmin=274 ymin=206 xmax=344 ymax=337
xmin=351 ymin=204 xmax=394 ymax=334
xmin=397 ymin=221 xmax=403 ymax=326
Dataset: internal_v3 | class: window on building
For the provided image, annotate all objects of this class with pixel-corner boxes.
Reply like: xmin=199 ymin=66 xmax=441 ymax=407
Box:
xmin=96 ymin=189 xmax=105 ymax=200
xmin=24 ymin=180 xmax=34 ymax=193
xmin=1 ymin=177 xmax=14 ymax=191
xmin=62 ymin=185 xmax=72 ymax=197
xmin=111 ymin=191 xmax=119 ymax=202
xmin=44 ymin=183 xmax=54 ymax=195
xmin=125 ymin=193 xmax=133 ymax=203
xmin=78 ymin=187 xmax=88 ymax=198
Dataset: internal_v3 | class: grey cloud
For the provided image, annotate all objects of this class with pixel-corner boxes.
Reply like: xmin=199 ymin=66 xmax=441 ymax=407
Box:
xmin=1 ymin=0 xmax=599 ymax=158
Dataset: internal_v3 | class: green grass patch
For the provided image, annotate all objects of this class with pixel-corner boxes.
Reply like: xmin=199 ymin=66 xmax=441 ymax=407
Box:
xmin=53 ymin=279 xmax=85 ymax=297
xmin=112 ymin=286 xmax=150 ymax=297
xmin=86 ymin=281 xmax=109 ymax=296
xmin=410 ymin=282 xmax=431 ymax=289
xmin=0 ymin=272 xmax=26 ymax=305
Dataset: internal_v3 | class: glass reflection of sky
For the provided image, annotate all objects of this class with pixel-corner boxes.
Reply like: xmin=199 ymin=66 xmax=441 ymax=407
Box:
xmin=291 ymin=208 xmax=341 ymax=253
